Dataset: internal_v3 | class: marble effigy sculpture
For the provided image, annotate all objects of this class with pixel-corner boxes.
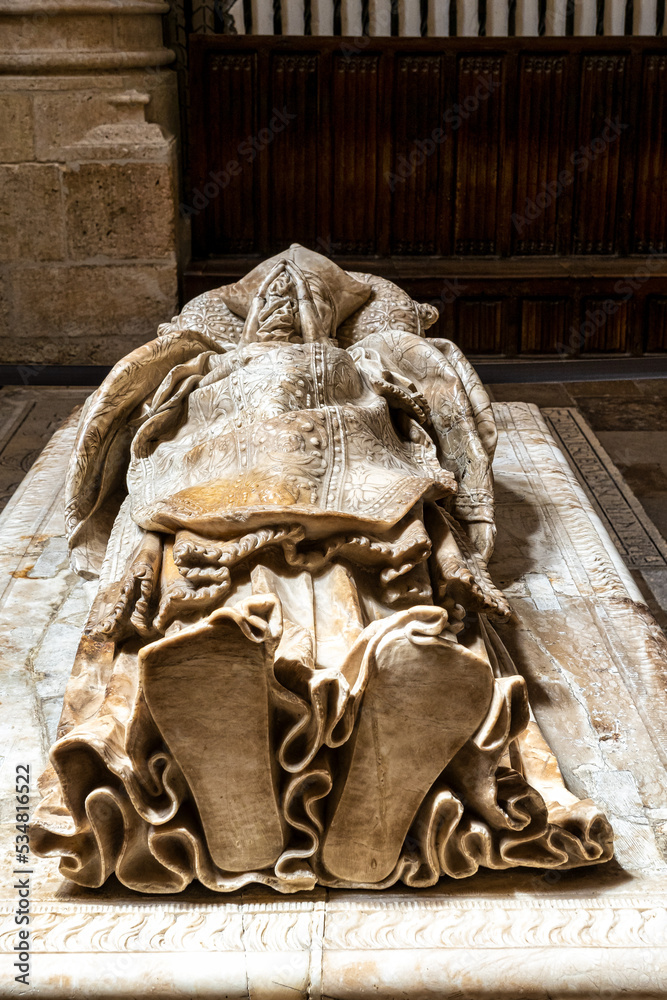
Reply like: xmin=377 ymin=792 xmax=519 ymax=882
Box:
xmin=32 ymin=245 xmax=613 ymax=893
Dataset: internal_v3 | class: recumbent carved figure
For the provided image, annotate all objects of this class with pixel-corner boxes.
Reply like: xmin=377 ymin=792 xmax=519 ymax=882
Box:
xmin=32 ymin=245 xmax=613 ymax=892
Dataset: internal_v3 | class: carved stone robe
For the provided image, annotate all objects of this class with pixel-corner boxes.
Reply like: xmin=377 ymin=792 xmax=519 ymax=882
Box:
xmin=32 ymin=323 xmax=613 ymax=893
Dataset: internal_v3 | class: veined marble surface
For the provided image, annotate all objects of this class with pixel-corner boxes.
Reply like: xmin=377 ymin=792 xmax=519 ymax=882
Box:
xmin=0 ymin=402 xmax=666 ymax=998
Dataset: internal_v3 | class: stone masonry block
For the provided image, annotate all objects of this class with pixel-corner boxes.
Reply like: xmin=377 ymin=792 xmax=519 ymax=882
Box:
xmin=0 ymin=92 xmax=34 ymax=163
xmin=4 ymin=13 xmax=116 ymax=54
xmin=33 ymin=89 xmax=133 ymax=162
xmin=113 ymin=14 xmax=165 ymax=53
xmin=33 ymin=85 xmax=174 ymax=163
xmin=0 ymin=269 xmax=9 ymax=332
xmin=64 ymin=161 xmax=175 ymax=259
xmin=0 ymin=164 xmax=65 ymax=262
xmin=5 ymin=262 xmax=177 ymax=363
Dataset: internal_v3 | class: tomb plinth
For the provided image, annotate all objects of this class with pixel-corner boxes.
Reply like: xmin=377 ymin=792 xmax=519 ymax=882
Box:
xmin=1 ymin=401 xmax=666 ymax=998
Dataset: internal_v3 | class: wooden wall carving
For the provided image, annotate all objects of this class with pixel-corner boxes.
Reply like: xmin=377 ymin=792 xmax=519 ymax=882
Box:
xmin=186 ymin=36 xmax=667 ymax=356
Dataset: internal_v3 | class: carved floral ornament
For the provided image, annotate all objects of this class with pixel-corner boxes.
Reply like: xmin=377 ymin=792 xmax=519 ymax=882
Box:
xmin=31 ymin=245 xmax=613 ymax=892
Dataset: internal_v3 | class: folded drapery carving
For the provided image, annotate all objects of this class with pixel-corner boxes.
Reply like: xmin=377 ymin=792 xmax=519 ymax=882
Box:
xmin=32 ymin=246 xmax=613 ymax=892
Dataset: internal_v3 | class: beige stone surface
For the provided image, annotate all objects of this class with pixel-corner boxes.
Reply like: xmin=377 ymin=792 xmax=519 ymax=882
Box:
xmin=0 ymin=164 xmax=65 ymax=263
xmin=64 ymin=160 xmax=175 ymax=259
xmin=0 ymin=401 xmax=666 ymax=996
xmin=31 ymin=80 xmax=177 ymax=162
xmin=3 ymin=13 xmax=117 ymax=53
xmin=2 ymin=263 xmax=178 ymax=361
xmin=0 ymin=0 xmax=179 ymax=364
xmin=0 ymin=3 xmax=173 ymax=73
xmin=0 ymin=93 xmax=34 ymax=162
xmin=114 ymin=11 xmax=167 ymax=52
xmin=0 ymin=71 xmax=179 ymax=158
xmin=0 ymin=271 xmax=8 ymax=334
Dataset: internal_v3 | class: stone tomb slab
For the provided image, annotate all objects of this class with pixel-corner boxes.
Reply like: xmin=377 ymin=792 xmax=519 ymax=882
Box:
xmin=0 ymin=402 xmax=666 ymax=998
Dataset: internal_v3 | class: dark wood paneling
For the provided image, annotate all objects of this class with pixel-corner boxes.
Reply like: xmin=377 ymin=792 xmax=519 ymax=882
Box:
xmin=455 ymin=299 xmax=504 ymax=353
xmin=520 ymin=299 xmax=569 ymax=353
xmin=270 ymin=53 xmax=320 ymax=251
xmin=572 ymin=54 xmax=627 ymax=255
xmin=391 ymin=54 xmax=443 ymax=255
xmin=185 ymin=257 xmax=667 ymax=357
xmin=188 ymin=36 xmax=667 ymax=356
xmin=513 ymin=55 xmax=568 ymax=255
xmin=645 ymin=298 xmax=667 ymax=351
xmin=633 ymin=54 xmax=667 ymax=255
xmin=580 ymin=297 xmax=630 ymax=352
xmin=193 ymin=52 xmax=257 ymax=255
xmin=454 ymin=55 xmax=504 ymax=255
xmin=331 ymin=54 xmax=381 ymax=254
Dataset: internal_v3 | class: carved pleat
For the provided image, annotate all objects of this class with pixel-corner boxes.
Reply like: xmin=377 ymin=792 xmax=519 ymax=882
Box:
xmin=33 ymin=569 xmax=612 ymax=893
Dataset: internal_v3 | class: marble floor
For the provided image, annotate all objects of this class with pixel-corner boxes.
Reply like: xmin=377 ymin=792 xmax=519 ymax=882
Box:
xmin=1 ymin=378 xmax=666 ymax=628
xmin=0 ymin=386 xmax=89 ymax=512
xmin=488 ymin=378 xmax=667 ymax=631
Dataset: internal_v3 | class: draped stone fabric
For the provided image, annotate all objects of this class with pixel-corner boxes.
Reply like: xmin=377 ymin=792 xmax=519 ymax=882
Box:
xmin=32 ymin=249 xmax=613 ymax=892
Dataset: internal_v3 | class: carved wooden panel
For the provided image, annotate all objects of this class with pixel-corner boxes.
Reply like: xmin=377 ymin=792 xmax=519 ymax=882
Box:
xmin=194 ymin=52 xmax=258 ymax=255
xmin=572 ymin=55 xmax=627 ymax=255
xmin=580 ymin=297 xmax=629 ymax=352
xmin=188 ymin=37 xmax=667 ymax=356
xmin=391 ymin=55 xmax=444 ymax=255
xmin=633 ymin=54 xmax=667 ymax=255
xmin=455 ymin=299 xmax=504 ymax=353
xmin=520 ymin=299 xmax=570 ymax=353
xmin=270 ymin=53 xmax=320 ymax=251
xmin=645 ymin=298 xmax=667 ymax=352
xmin=513 ymin=56 xmax=568 ymax=255
xmin=330 ymin=54 xmax=381 ymax=255
xmin=454 ymin=56 xmax=504 ymax=255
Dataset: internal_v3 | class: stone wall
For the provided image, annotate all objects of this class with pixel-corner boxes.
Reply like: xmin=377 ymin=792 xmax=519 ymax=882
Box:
xmin=0 ymin=0 xmax=181 ymax=365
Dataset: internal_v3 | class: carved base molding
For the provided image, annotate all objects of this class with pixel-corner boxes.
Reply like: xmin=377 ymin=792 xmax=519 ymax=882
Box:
xmin=0 ymin=896 xmax=666 ymax=997
xmin=0 ymin=0 xmax=173 ymax=73
xmin=1 ymin=402 xmax=666 ymax=997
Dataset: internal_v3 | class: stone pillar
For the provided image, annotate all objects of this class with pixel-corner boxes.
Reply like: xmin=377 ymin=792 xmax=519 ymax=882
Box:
xmin=0 ymin=0 xmax=181 ymax=364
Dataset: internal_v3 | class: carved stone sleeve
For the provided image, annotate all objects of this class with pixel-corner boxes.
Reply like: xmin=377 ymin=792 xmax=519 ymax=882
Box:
xmin=351 ymin=329 xmax=497 ymax=537
xmin=64 ymin=329 xmax=225 ymax=577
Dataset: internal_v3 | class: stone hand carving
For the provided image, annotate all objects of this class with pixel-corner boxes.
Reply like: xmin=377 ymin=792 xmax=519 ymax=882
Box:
xmin=32 ymin=245 xmax=613 ymax=892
